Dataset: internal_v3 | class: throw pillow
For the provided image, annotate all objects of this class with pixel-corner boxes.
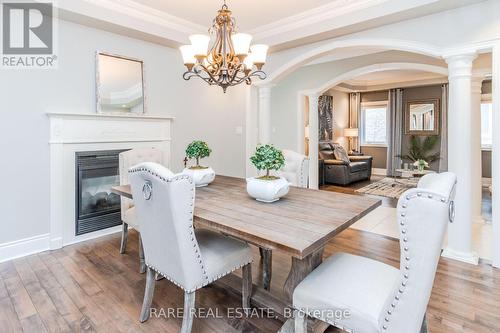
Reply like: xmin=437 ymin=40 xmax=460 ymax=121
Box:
xmin=333 ymin=144 xmax=350 ymax=163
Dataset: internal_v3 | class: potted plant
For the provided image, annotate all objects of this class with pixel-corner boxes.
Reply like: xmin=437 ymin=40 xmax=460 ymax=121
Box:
xmin=414 ymin=159 xmax=429 ymax=173
xmin=399 ymin=135 xmax=440 ymax=167
xmin=182 ymin=140 xmax=215 ymax=187
xmin=246 ymin=144 xmax=290 ymax=203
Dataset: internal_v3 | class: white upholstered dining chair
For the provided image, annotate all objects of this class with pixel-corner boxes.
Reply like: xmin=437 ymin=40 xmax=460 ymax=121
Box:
xmin=293 ymin=172 xmax=457 ymax=333
xmin=119 ymin=148 xmax=165 ymax=273
xmin=279 ymin=149 xmax=310 ymax=188
xmin=258 ymin=149 xmax=310 ymax=291
xmin=128 ymin=162 xmax=253 ymax=332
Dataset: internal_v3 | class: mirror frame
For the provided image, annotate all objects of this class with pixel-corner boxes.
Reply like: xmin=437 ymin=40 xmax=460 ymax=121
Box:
xmin=95 ymin=51 xmax=146 ymax=114
xmin=405 ymin=99 xmax=440 ymax=136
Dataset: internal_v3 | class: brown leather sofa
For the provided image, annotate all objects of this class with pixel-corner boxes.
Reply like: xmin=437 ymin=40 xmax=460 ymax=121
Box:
xmin=319 ymin=142 xmax=373 ymax=186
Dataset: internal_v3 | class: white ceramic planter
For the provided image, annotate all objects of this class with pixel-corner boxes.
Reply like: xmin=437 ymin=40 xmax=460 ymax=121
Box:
xmin=182 ymin=167 xmax=215 ymax=187
xmin=246 ymin=177 xmax=290 ymax=203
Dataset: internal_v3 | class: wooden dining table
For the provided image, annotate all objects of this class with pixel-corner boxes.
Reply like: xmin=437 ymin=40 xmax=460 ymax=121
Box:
xmin=112 ymin=176 xmax=381 ymax=332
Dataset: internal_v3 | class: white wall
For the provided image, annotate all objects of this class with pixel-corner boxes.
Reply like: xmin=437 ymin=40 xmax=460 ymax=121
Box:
xmin=0 ymin=20 xmax=246 ymax=248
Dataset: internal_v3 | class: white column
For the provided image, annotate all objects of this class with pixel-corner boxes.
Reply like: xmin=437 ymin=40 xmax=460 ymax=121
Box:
xmin=492 ymin=44 xmax=500 ymax=268
xmin=442 ymin=53 xmax=479 ymax=265
xmin=258 ymin=85 xmax=273 ymax=144
xmin=471 ymin=75 xmax=484 ymax=224
xmin=308 ymin=93 xmax=320 ymax=189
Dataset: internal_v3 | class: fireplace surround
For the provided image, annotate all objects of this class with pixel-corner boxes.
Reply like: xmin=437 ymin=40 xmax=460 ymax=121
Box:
xmin=48 ymin=112 xmax=173 ymax=249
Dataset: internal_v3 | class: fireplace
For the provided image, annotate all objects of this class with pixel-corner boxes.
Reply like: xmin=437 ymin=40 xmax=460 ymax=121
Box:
xmin=75 ymin=150 xmax=128 ymax=235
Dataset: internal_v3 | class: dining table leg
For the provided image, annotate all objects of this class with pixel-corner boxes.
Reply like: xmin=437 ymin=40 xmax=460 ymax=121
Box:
xmin=280 ymin=247 xmax=328 ymax=333
xmin=283 ymin=247 xmax=324 ymax=303
xmin=260 ymin=247 xmax=272 ymax=291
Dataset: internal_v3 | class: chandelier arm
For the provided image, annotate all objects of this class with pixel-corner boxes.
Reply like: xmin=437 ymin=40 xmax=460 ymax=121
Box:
xmin=181 ymin=2 xmax=267 ymax=92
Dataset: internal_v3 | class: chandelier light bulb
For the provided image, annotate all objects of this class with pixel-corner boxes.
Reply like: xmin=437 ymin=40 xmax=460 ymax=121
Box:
xmin=250 ymin=44 xmax=269 ymax=69
xmin=179 ymin=45 xmax=196 ymax=68
xmin=189 ymin=34 xmax=210 ymax=58
xmin=231 ymin=33 xmax=252 ymax=56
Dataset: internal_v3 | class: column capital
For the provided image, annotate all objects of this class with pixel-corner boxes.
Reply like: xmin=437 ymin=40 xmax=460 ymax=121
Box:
xmin=258 ymin=85 xmax=274 ymax=99
xmin=306 ymin=91 xmax=321 ymax=99
xmin=256 ymin=83 xmax=276 ymax=90
xmin=445 ymin=52 xmax=477 ymax=80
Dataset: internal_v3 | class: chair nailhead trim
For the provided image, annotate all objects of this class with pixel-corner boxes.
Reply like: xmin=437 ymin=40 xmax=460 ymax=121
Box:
xmin=129 ymin=167 xmax=211 ymax=281
xmin=382 ymin=190 xmax=449 ymax=332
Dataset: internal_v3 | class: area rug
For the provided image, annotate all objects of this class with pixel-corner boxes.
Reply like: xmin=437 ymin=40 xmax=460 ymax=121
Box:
xmin=355 ymin=178 xmax=416 ymax=199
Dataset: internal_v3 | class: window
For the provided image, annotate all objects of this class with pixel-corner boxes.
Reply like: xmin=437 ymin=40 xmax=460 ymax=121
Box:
xmin=481 ymin=102 xmax=492 ymax=149
xmin=361 ymin=102 xmax=388 ymax=146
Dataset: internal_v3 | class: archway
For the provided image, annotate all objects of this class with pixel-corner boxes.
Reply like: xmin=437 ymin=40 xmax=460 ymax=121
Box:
xmin=297 ymin=62 xmax=448 ymax=188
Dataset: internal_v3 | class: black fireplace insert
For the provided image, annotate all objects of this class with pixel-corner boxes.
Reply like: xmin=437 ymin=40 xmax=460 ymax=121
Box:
xmin=75 ymin=149 xmax=128 ymax=235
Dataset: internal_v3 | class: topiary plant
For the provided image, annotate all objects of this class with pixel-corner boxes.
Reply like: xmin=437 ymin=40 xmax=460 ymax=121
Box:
xmin=186 ymin=140 xmax=212 ymax=169
xmin=250 ymin=144 xmax=285 ymax=180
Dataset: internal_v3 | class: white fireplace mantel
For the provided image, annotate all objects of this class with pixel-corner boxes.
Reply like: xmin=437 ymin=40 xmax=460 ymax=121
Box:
xmin=47 ymin=112 xmax=173 ymax=249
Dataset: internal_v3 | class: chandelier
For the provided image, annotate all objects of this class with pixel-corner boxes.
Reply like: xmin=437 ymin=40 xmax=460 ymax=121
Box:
xmin=179 ymin=1 xmax=268 ymax=93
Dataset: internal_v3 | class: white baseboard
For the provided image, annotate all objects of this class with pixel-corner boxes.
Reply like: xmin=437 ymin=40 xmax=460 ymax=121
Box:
xmin=372 ymin=168 xmax=387 ymax=176
xmin=0 ymin=234 xmax=50 ymax=263
xmin=442 ymin=247 xmax=479 ymax=265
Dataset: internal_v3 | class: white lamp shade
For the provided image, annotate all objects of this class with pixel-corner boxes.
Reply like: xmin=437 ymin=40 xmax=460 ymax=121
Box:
xmin=250 ymin=44 xmax=268 ymax=64
xmin=179 ymin=45 xmax=195 ymax=64
xmin=231 ymin=33 xmax=252 ymax=55
xmin=189 ymin=34 xmax=210 ymax=56
xmin=243 ymin=53 xmax=254 ymax=69
xmin=344 ymin=128 xmax=359 ymax=137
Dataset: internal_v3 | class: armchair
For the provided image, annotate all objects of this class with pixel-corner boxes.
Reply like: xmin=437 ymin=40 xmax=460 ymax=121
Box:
xmin=319 ymin=142 xmax=372 ymax=186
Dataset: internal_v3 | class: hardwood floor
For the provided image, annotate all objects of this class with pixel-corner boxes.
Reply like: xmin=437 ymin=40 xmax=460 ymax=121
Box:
xmin=1 ymin=229 xmax=499 ymax=333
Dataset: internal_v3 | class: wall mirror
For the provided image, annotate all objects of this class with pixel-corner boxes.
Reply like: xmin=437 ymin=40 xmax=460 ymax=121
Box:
xmin=96 ymin=52 xmax=145 ymax=114
xmin=405 ymin=99 xmax=439 ymax=135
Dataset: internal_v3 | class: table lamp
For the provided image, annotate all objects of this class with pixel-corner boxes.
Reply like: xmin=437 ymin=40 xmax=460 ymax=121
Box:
xmin=344 ymin=128 xmax=359 ymax=154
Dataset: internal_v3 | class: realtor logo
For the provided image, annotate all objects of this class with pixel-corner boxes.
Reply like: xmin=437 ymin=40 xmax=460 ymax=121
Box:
xmin=1 ymin=1 xmax=57 ymax=68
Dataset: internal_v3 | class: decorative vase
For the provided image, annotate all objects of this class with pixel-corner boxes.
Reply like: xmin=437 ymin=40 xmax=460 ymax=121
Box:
xmin=182 ymin=167 xmax=215 ymax=187
xmin=246 ymin=177 xmax=290 ymax=203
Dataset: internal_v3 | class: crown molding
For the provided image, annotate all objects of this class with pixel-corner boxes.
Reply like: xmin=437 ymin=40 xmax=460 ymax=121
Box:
xmin=250 ymin=0 xmax=485 ymax=51
xmin=55 ymin=0 xmax=207 ymax=47
xmin=54 ymin=0 xmax=487 ymax=51
xmin=250 ymin=0 xmax=390 ymax=39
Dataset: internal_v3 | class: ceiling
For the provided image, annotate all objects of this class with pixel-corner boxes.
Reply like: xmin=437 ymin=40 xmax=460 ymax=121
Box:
xmin=57 ymin=0 xmax=486 ymax=50
xmin=136 ymin=0 xmax=334 ymax=31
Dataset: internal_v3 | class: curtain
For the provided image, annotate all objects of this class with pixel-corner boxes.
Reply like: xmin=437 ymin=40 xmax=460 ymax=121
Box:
xmin=318 ymin=95 xmax=333 ymax=141
xmin=387 ymin=88 xmax=404 ymax=176
xmin=439 ymin=83 xmax=449 ymax=172
xmin=349 ymin=92 xmax=361 ymax=151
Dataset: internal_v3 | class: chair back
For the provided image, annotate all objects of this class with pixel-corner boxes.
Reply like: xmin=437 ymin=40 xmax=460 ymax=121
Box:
xmin=119 ymin=148 xmax=164 ymax=218
xmin=279 ymin=150 xmax=309 ymax=188
xmin=129 ymin=162 xmax=208 ymax=292
xmin=380 ymin=172 xmax=457 ymax=333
